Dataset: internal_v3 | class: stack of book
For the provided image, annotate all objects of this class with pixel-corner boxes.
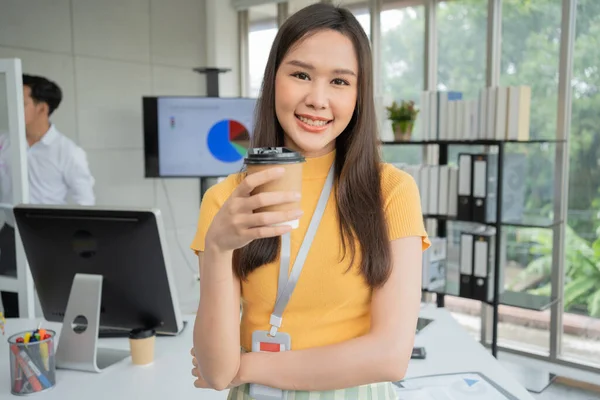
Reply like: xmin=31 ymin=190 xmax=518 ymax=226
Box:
xmin=394 ymin=153 xmax=522 ymax=302
xmin=393 ymin=163 xmax=459 ymax=217
xmin=414 ymin=86 xmax=531 ymax=142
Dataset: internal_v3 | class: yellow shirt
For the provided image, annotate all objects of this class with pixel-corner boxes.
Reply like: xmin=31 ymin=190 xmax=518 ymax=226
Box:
xmin=190 ymin=150 xmax=430 ymax=351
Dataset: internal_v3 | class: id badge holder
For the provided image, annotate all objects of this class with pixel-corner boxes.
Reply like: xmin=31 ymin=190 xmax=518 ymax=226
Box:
xmin=249 ymin=330 xmax=291 ymax=400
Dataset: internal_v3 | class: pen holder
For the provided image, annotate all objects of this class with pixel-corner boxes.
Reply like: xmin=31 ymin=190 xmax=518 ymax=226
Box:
xmin=7 ymin=330 xmax=56 ymax=395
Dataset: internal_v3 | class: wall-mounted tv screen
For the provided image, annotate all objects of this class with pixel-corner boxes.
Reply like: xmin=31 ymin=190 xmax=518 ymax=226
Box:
xmin=143 ymin=96 xmax=257 ymax=178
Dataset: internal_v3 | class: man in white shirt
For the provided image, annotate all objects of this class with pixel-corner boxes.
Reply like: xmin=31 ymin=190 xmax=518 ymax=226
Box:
xmin=22 ymin=74 xmax=96 ymax=205
xmin=1 ymin=74 xmax=95 ymax=317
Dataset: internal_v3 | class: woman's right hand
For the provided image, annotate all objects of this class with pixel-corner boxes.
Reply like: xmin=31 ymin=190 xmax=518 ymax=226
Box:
xmin=205 ymin=167 xmax=303 ymax=253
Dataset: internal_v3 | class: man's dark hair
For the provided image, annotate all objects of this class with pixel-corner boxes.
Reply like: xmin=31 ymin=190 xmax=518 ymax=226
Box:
xmin=22 ymin=74 xmax=62 ymax=116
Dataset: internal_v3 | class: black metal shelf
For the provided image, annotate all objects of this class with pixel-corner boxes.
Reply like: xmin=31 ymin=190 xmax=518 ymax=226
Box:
xmin=502 ymin=217 xmax=562 ymax=229
xmin=386 ymin=137 xmax=564 ymax=359
xmin=422 ymin=289 xmax=558 ymax=312
xmin=422 ymin=288 xmax=445 ymax=296
xmin=423 ymin=214 xmax=561 ymax=229
xmin=497 ymin=291 xmax=558 ymax=311
xmin=381 ymin=139 xmax=566 ymax=146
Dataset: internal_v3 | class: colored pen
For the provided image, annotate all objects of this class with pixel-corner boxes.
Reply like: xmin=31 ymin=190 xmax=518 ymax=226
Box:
xmin=39 ymin=338 xmax=50 ymax=371
xmin=21 ymin=347 xmax=52 ymax=389
xmin=10 ymin=345 xmax=43 ymax=392
xmin=13 ymin=360 xmax=24 ymax=393
xmin=46 ymin=332 xmax=54 ymax=371
xmin=12 ymin=344 xmax=52 ymax=390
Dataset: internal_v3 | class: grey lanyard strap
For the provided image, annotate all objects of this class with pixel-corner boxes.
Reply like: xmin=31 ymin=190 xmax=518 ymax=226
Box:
xmin=269 ymin=164 xmax=335 ymax=337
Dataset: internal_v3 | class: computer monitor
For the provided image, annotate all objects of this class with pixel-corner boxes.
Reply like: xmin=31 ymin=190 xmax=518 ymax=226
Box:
xmin=143 ymin=96 xmax=257 ymax=178
xmin=13 ymin=204 xmax=185 ymax=373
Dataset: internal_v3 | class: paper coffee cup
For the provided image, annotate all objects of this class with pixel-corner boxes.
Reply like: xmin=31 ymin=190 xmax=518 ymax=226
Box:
xmin=129 ymin=328 xmax=156 ymax=366
xmin=244 ymin=147 xmax=305 ymax=229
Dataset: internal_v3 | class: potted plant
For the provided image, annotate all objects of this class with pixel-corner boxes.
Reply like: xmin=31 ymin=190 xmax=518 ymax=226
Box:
xmin=386 ymin=100 xmax=419 ymax=141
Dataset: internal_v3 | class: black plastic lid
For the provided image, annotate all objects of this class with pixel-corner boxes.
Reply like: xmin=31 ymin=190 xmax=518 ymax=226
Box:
xmin=244 ymin=147 xmax=305 ymax=165
xmin=129 ymin=328 xmax=156 ymax=339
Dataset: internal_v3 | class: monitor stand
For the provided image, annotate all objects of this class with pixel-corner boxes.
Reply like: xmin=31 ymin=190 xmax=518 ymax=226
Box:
xmin=56 ymin=273 xmax=130 ymax=373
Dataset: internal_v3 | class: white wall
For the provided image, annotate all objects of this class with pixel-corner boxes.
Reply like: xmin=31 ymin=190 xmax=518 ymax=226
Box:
xmin=204 ymin=0 xmax=241 ymax=96
xmin=0 ymin=0 xmax=241 ymax=313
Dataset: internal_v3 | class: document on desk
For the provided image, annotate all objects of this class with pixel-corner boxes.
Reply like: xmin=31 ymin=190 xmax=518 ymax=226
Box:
xmin=393 ymin=372 xmax=518 ymax=400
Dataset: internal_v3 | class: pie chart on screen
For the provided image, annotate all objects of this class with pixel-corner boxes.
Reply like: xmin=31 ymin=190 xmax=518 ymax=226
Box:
xmin=206 ymin=119 xmax=250 ymax=163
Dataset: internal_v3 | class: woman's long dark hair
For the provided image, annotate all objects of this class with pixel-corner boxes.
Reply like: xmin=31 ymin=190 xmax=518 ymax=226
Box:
xmin=233 ymin=3 xmax=391 ymax=289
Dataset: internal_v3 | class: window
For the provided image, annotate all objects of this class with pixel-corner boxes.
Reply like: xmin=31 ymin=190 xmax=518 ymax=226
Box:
xmin=495 ymin=0 xmax=564 ymax=355
xmin=248 ymin=4 xmax=278 ymax=98
xmin=380 ymin=4 xmax=425 ymax=164
xmin=435 ymin=0 xmax=488 ymax=340
xmin=562 ymin=0 xmax=600 ymax=366
xmin=438 ymin=0 xmax=488 ymax=185
xmin=381 ymin=6 xmax=424 ymax=106
xmin=437 ymin=0 xmax=487 ymax=98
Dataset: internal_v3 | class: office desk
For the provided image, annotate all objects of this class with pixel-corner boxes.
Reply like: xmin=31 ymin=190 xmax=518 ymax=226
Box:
xmin=0 ymin=315 xmax=222 ymax=399
xmin=0 ymin=307 xmax=532 ymax=399
xmin=409 ymin=305 xmax=533 ymax=399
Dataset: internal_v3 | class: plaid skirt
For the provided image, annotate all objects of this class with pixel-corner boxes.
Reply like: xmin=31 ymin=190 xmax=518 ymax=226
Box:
xmin=227 ymin=382 xmax=399 ymax=400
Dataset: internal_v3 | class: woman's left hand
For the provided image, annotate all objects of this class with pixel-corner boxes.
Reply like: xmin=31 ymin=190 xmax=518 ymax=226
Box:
xmin=190 ymin=347 xmax=244 ymax=390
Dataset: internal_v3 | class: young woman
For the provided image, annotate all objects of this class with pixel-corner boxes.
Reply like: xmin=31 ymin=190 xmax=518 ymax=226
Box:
xmin=190 ymin=3 xmax=430 ymax=399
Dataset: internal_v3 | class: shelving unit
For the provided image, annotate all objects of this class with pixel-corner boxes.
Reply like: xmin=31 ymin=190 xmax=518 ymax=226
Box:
xmin=382 ymin=139 xmax=565 ymax=357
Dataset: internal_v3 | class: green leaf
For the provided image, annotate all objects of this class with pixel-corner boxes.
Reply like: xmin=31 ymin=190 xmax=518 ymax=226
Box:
xmin=564 ymin=225 xmax=595 ymax=259
xmin=587 ymin=289 xmax=600 ymax=318
xmin=593 ymin=238 xmax=600 ymax=262
xmin=509 ymin=255 xmax=552 ymax=290
xmin=529 ymin=283 xmax=551 ymax=297
xmin=566 ymin=249 xmax=598 ymax=278
xmin=563 ymin=276 xmax=598 ymax=307
xmin=517 ymin=228 xmax=552 ymax=249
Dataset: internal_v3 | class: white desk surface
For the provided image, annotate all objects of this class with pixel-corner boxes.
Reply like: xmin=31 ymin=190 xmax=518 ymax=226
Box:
xmin=410 ymin=305 xmax=533 ymax=399
xmin=0 ymin=306 xmax=533 ymax=399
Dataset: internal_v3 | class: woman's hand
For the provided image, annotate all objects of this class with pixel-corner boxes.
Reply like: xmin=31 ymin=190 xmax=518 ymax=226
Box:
xmin=191 ymin=347 xmax=244 ymax=389
xmin=205 ymin=167 xmax=303 ymax=253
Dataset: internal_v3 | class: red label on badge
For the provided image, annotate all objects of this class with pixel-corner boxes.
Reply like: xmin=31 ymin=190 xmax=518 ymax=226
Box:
xmin=259 ymin=342 xmax=283 ymax=352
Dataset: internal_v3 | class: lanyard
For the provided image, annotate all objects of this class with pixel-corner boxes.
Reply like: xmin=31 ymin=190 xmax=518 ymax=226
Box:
xmin=268 ymin=164 xmax=335 ymax=337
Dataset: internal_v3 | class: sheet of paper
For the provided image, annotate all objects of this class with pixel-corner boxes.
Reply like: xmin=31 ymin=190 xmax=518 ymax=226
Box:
xmin=393 ymin=373 xmax=516 ymax=400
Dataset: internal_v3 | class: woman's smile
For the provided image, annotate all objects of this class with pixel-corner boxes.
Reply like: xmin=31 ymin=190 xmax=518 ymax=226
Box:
xmin=295 ymin=113 xmax=333 ymax=133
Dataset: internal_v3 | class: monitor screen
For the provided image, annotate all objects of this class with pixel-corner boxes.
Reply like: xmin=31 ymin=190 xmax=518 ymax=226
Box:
xmin=143 ymin=96 xmax=257 ymax=178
